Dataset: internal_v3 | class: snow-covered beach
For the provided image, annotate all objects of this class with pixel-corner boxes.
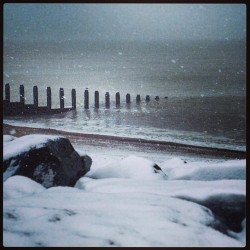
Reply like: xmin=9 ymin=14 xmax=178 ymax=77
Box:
xmin=3 ymin=123 xmax=246 ymax=247
xmin=3 ymin=3 xmax=246 ymax=248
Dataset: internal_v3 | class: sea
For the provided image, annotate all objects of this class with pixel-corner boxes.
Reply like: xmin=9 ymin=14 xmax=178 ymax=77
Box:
xmin=3 ymin=39 xmax=246 ymax=151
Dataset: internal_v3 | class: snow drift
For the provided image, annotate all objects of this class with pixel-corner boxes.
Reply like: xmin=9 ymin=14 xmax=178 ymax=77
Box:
xmin=3 ymin=135 xmax=246 ymax=247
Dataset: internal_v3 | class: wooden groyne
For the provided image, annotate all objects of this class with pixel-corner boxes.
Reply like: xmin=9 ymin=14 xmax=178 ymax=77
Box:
xmin=3 ymin=84 xmax=160 ymax=116
xmin=3 ymin=84 xmax=76 ymax=116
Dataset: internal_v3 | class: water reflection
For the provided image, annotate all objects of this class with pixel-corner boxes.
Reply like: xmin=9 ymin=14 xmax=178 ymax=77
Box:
xmin=126 ymin=103 xmax=131 ymax=110
xmin=3 ymin=96 xmax=246 ymax=150
xmin=83 ymin=109 xmax=91 ymax=121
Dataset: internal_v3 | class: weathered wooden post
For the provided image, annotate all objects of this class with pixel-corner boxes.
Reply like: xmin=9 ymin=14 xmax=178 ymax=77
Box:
xmin=146 ymin=95 xmax=150 ymax=102
xmin=60 ymin=88 xmax=64 ymax=109
xmin=33 ymin=86 xmax=38 ymax=109
xmin=20 ymin=85 xmax=25 ymax=105
xmin=47 ymin=87 xmax=52 ymax=110
xmin=19 ymin=85 xmax=25 ymax=114
xmin=72 ymin=89 xmax=76 ymax=109
xmin=5 ymin=83 xmax=10 ymax=102
xmin=95 ymin=91 xmax=99 ymax=109
xmin=84 ymin=89 xmax=89 ymax=109
xmin=4 ymin=83 xmax=10 ymax=115
xmin=126 ymin=93 xmax=131 ymax=104
xmin=136 ymin=94 xmax=141 ymax=104
xmin=105 ymin=92 xmax=110 ymax=108
xmin=116 ymin=92 xmax=120 ymax=107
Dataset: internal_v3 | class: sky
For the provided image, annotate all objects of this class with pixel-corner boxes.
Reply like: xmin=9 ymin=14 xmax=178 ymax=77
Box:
xmin=4 ymin=3 xmax=246 ymax=43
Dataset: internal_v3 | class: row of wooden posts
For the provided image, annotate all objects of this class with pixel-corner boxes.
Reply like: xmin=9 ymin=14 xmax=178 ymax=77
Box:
xmin=3 ymin=84 xmax=158 ymax=116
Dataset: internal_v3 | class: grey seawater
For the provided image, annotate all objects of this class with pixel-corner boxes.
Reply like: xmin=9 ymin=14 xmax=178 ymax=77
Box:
xmin=3 ymin=96 xmax=246 ymax=151
xmin=3 ymin=40 xmax=246 ymax=150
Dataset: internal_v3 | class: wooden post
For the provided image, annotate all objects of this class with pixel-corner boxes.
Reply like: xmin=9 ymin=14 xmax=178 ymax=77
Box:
xmin=105 ymin=92 xmax=110 ymax=108
xmin=20 ymin=85 xmax=25 ymax=105
xmin=33 ymin=86 xmax=38 ymax=109
xmin=47 ymin=87 xmax=52 ymax=110
xmin=5 ymin=83 xmax=10 ymax=102
xmin=116 ymin=92 xmax=120 ymax=107
xmin=60 ymin=88 xmax=64 ymax=109
xmin=146 ymin=95 xmax=150 ymax=102
xmin=72 ymin=89 xmax=76 ymax=109
xmin=126 ymin=93 xmax=130 ymax=104
xmin=84 ymin=89 xmax=89 ymax=109
xmin=136 ymin=94 xmax=140 ymax=104
xmin=95 ymin=91 xmax=99 ymax=109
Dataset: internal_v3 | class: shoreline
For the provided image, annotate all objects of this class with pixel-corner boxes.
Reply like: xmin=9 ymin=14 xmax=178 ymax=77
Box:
xmin=3 ymin=123 xmax=246 ymax=160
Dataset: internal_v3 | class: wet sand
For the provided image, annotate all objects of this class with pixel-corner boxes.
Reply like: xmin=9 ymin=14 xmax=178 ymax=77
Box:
xmin=3 ymin=123 xmax=246 ymax=160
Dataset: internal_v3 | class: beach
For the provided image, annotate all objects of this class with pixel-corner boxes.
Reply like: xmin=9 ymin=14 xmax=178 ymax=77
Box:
xmin=3 ymin=4 xmax=246 ymax=246
xmin=3 ymin=123 xmax=246 ymax=247
xmin=3 ymin=123 xmax=246 ymax=160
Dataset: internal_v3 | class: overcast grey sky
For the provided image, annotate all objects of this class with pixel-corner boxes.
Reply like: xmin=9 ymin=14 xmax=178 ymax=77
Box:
xmin=4 ymin=3 xmax=246 ymax=42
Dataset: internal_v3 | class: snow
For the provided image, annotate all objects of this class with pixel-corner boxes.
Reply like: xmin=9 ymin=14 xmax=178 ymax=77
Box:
xmin=88 ymin=155 xmax=167 ymax=180
xmin=3 ymin=175 xmax=46 ymax=200
xmin=3 ymin=134 xmax=64 ymax=161
xmin=3 ymin=119 xmax=246 ymax=151
xmin=3 ymin=135 xmax=17 ymax=143
xmin=161 ymin=158 xmax=246 ymax=181
xmin=3 ymin=135 xmax=246 ymax=247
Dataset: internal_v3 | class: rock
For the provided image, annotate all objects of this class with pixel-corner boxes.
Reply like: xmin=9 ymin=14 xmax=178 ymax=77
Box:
xmin=176 ymin=193 xmax=246 ymax=235
xmin=153 ymin=164 xmax=168 ymax=178
xmin=3 ymin=135 xmax=92 ymax=188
